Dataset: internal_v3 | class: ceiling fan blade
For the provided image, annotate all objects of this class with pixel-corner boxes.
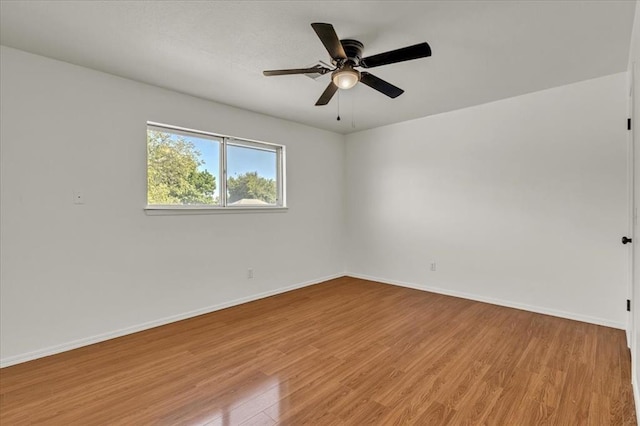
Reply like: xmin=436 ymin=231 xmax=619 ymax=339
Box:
xmin=315 ymin=82 xmax=339 ymax=106
xmin=263 ymin=66 xmax=330 ymax=76
xmin=311 ymin=23 xmax=347 ymax=60
xmin=360 ymin=42 xmax=431 ymax=68
xmin=360 ymin=72 xmax=404 ymax=98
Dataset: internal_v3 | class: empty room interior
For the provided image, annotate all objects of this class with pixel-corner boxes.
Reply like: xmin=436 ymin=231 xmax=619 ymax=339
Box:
xmin=3 ymin=0 xmax=640 ymax=424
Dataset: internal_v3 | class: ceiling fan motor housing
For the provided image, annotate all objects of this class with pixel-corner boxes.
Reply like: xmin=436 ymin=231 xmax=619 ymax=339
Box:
xmin=338 ymin=39 xmax=364 ymax=66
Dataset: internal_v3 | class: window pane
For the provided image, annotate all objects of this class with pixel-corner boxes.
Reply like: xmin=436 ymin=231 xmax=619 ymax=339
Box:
xmin=226 ymin=143 xmax=278 ymax=206
xmin=147 ymin=128 xmax=220 ymax=205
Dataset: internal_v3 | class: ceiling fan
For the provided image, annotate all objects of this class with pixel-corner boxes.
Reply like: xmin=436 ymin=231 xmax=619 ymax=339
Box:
xmin=263 ymin=23 xmax=432 ymax=106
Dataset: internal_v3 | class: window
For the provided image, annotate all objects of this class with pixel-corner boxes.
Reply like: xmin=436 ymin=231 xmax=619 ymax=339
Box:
xmin=146 ymin=123 xmax=285 ymax=210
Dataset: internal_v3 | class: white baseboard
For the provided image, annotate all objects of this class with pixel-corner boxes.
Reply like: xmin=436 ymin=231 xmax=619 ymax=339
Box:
xmin=346 ymin=273 xmax=626 ymax=330
xmin=0 ymin=273 xmax=344 ymax=368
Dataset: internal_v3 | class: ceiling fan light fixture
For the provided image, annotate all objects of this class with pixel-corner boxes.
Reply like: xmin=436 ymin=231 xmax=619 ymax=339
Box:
xmin=263 ymin=23 xmax=431 ymax=106
xmin=332 ymin=66 xmax=360 ymax=89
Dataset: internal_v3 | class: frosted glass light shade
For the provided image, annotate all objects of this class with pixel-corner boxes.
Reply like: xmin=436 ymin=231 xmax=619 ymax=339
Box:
xmin=332 ymin=67 xmax=360 ymax=89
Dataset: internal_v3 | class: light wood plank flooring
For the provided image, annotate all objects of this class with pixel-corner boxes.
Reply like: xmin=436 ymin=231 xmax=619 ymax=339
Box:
xmin=0 ymin=277 xmax=636 ymax=425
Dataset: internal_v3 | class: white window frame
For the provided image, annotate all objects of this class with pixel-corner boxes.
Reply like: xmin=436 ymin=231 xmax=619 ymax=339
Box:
xmin=145 ymin=122 xmax=287 ymax=214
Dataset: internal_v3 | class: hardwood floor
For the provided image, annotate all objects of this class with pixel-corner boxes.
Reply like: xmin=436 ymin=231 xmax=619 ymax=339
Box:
xmin=0 ymin=277 xmax=636 ymax=425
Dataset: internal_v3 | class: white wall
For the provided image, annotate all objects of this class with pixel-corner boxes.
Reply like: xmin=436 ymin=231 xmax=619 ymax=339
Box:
xmin=346 ymin=72 xmax=629 ymax=328
xmin=0 ymin=46 xmax=346 ymax=365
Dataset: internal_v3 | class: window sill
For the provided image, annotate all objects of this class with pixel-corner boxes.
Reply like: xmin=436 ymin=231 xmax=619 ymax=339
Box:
xmin=144 ymin=205 xmax=288 ymax=215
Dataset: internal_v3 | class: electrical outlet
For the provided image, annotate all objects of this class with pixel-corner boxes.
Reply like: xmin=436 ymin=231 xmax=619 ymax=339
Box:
xmin=430 ymin=262 xmax=437 ymax=271
xmin=247 ymin=268 xmax=254 ymax=279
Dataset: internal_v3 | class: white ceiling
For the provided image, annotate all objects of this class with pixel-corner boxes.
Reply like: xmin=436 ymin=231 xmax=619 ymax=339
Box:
xmin=0 ymin=1 xmax=636 ymax=134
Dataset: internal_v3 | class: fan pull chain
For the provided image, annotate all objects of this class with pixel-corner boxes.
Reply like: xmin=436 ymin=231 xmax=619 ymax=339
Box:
xmin=337 ymin=90 xmax=341 ymax=121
